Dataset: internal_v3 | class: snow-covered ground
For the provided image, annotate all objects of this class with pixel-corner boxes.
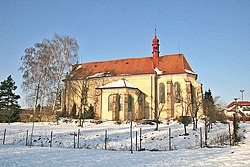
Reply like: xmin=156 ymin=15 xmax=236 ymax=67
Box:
xmin=0 ymin=120 xmax=249 ymax=166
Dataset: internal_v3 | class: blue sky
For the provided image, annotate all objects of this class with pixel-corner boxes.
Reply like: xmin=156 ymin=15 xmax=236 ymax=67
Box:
xmin=0 ymin=0 xmax=249 ymax=107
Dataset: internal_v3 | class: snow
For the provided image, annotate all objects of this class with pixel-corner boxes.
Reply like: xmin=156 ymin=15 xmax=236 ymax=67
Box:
xmin=76 ymin=65 xmax=82 ymax=70
xmin=154 ymin=67 xmax=163 ymax=75
xmin=98 ymin=79 xmax=137 ymax=89
xmin=87 ymin=72 xmax=112 ymax=79
xmin=185 ymin=69 xmax=196 ymax=75
xmin=0 ymin=120 xmax=250 ymax=167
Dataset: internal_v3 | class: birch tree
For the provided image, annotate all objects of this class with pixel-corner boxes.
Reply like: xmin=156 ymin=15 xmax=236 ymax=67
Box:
xmin=49 ymin=34 xmax=79 ymax=112
xmin=36 ymin=42 xmax=54 ymax=113
xmin=19 ymin=44 xmax=47 ymax=115
xmin=20 ymin=34 xmax=79 ymax=115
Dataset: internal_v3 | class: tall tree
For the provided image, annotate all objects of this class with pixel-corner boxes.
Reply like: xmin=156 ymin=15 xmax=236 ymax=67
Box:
xmin=203 ymin=89 xmax=226 ymax=126
xmin=203 ymin=89 xmax=216 ymax=129
xmin=36 ymin=42 xmax=54 ymax=113
xmin=20 ymin=33 xmax=79 ymax=115
xmin=65 ymin=67 xmax=110 ymax=125
xmin=49 ymin=33 xmax=79 ymax=112
xmin=19 ymin=42 xmax=51 ymax=116
xmin=0 ymin=75 xmax=20 ymax=123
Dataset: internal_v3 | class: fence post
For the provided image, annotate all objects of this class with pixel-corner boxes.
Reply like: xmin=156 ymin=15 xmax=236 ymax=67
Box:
xmin=200 ymin=127 xmax=202 ymax=148
xmin=228 ymin=122 xmax=231 ymax=146
xmin=104 ymin=130 xmax=107 ymax=150
xmin=3 ymin=129 xmax=6 ymax=145
xmin=73 ymin=132 xmax=76 ymax=149
xmin=205 ymin=124 xmax=207 ymax=147
xmin=169 ymin=128 xmax=171 ymax=151
xmin=78 ymin=129 xmax=80 ymax=149
xmin=135 ymin=131 xmax=138 ymax=151
xmin=30 ymin=119 xmax=35 ymax=148
xmin=139 ymin=128 xmax=142 ymax=151
xmin=130 ymin=120 xmax=133 ymax=154
xmin=233 ymin=113 xmax=237 ymax=145
xmin=26 ymin=130 xmax=29 ymax=146
xmin=50 ymin=131 xmax=53 ymax=148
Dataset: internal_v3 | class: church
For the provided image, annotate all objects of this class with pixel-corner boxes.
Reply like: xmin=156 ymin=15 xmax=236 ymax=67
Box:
xmin=62 ymin=32 xmax=203 ymax=121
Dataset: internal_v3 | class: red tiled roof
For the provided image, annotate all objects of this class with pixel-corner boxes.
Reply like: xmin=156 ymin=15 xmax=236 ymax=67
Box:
xmin=226 ymin=101 xmax=250 ymax=108
xmin=69 ymin=54 xmax=194 ymax=79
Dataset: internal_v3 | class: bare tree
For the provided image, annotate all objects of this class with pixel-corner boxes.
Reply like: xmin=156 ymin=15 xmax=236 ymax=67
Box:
xmin=191 ymin=97 xmax=203 ymax=130
xmin=64 ymin=67 xmax=111 ymax=126
xmin=19 ymin=43 xmax=50 ymax=116
xmin=36 ymin=42 xmax=54 ymax=114
xmin=20 ymin=34 xmax=78 ymax=116
xmin=154 ymin=102 xmax=166 ymax=131
xmin=49 ymin=33 xmax=79 ymax=113
xmin=69 ymin=78 xmax=89 ymax=126
xmin=174 ymin=84 xmax=203 ymax=130
xmin=144 ymin=89 xmax=166 ymax=131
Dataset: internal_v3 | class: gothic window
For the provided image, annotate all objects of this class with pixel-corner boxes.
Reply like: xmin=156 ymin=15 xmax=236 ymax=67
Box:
xmin=128 ymin=95 xmax=134 ymax=112
xmin=108 ymin=94 xmax=113 ymax=111
xmin=174 ymin=82 xmax=181 ymax=103
xmin=138 ymin=93 xmax=144 ymax=105
xmin=159 ymin=83 xmax=165 ymax=103
xmin=191 ymin=85 xmax=197 ymax=103
xmin=191 ymin=85 xmax=197 ymax=114
xmin=118 ymin=94 xmax=123 ymax=111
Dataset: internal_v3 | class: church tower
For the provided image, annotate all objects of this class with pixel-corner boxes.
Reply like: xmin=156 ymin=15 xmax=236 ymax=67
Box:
xmin=152 ymin=29 xmax=160 ymax=68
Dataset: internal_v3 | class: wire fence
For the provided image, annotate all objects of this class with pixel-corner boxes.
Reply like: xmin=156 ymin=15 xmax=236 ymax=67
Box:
xmin=0 ymin=123 xmax=232 ymax=152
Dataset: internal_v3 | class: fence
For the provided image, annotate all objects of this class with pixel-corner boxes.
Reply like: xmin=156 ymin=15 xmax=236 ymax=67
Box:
xmin=0 ymin=123 xmax=232 ymax=152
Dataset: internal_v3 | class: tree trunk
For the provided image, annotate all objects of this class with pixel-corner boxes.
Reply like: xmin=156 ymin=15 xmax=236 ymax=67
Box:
xmin=155 ymin=119 xmax=159 ymax=131
xmin=192 ymin=117 xmax=195 ymax=130
xmin=184 ymin=124 xmax=187 ymax=135
xmin=195 ymin=117 xmax=198 ymax=129
xmin=79 ymin=103 xmax=83 ymax=127
xmin=34 ymin=83 xmax=40 ymax=115
xmin=52 ymin=69 xmax=63 ymax=113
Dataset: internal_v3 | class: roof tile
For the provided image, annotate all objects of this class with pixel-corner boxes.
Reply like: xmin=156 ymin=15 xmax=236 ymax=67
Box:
xmin=69 ymin=54 xmax=194 ymax=79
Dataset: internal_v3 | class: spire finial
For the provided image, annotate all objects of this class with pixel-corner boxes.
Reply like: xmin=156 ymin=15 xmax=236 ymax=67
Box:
xmin=152 ymin=28 xmax=160 ymax=68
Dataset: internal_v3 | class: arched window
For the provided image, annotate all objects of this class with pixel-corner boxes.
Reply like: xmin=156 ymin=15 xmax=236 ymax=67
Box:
xmin=159 ymin=83 xmax=165 ymax=103
xmin=108 ymin=94 xmax=113 ymax=111
xmin=117 ymin=94 xmax=123 ymax=111
xmin=128 ymin=95 xmax=134 ymax=112
xmin=174 ymin=82 xmax=181 ymax=103
xmin=138 ymin=93 xmax=144 ymax=105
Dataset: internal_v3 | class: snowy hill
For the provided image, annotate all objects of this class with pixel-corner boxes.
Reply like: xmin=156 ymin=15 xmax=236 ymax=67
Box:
xmin=0 ymin=120 xmax=249 ymax=166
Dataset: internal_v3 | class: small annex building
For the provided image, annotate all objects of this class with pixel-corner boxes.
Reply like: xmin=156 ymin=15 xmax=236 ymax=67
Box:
xmin=62 ymin=32 xmax=203 ymax=121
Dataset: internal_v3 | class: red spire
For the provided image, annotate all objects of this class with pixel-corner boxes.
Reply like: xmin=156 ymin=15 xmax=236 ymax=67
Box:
xmin=152 ymin=29 xmax=160 ymax=68
xmin=152 ymin=29 xmax=159 ymax=44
